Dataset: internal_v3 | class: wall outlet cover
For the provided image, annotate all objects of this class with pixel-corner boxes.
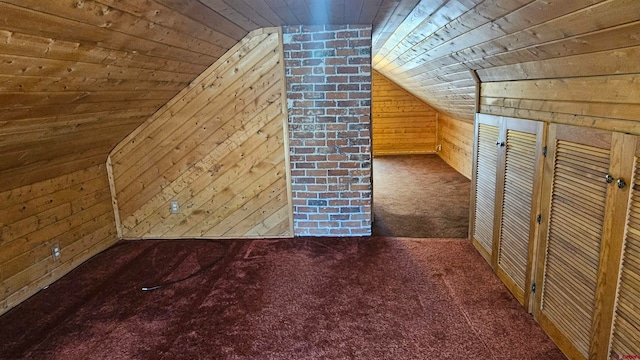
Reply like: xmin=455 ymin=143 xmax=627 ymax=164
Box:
xmin=52 ymin=244 xmax=61 ymax=260
xmin=170 ymin=201 xmax=180 ymax=214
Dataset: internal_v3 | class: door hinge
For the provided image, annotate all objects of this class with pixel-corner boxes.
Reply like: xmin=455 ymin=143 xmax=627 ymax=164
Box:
xmin=536 ymin=214 xmax=542 ymax=224
xmin=531 ymin=283 xmax=536 ymax=293
xmin=542 ymin=146 xmax=547 ymax=157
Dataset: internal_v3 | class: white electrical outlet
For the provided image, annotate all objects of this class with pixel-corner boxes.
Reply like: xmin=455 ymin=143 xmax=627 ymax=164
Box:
xmin=52 ymin=244 xmax=61 ymax=260
xmin=170 ymin=201 xmax=180 ymax=214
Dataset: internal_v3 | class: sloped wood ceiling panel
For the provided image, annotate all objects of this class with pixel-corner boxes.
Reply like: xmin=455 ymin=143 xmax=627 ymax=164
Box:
xmin=2 ymin=0 xmax=639 ymax=193
xmin=109 ymin=29 xmax=294 ymax=239
xmin=0 ymin=0 xmax=414 ymax=192
xmin=372 ymin=0 xmax=640 ymax=123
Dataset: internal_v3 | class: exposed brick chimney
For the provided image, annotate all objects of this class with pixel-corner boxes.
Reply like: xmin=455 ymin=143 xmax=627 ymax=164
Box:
xmin=283 ymin=24 xmax=372 ymax=236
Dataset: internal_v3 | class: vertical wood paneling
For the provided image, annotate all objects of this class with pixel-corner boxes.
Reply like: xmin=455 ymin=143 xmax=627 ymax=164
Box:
xmin=437 ymin=114 xmax=473 ymax=179
xmin=109 ymin=28 xmax=293 ymax=239
xmin=372 ymin=71 xmax=437 ymax=155
xmin=0 ymin=164 xmax=117 ymax=316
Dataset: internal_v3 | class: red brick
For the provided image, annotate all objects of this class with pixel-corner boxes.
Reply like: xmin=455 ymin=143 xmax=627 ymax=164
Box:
xmin=326 ymin=75 xmax=348 ymax=83
xmin=349 ymin=39 xmax=370 ymax=47
xmin=313 ymin=32 xmax=335 ymax=40
xmin=337 ymin=100 xmax=359 ymax=107
xmin=326 ymin=39 xmax=348 ymax=48
xmin=337 ymin=66 xmax=359 ymax=74
xmin=290 ymin=50 xmax=313 ymax=58
xmin=284 ymin=24 xmax=372 ymax=236
xmin=297 ymin=191 xmax=318 ymax=198
xmin=291 ymin=67 xmax=313 ymax=75
xmin=337 ymin=48 xmax=359 ymax=56
xmin=337 ymin=31 xmax=358 ymax=38
xmin=292 ymin=34 xmax=312 ymax=41
xmin=325 ymin=57 xmax=348 ymax=65
xmin=303 ymin=42 xmax=325 ymax=49
xmin=326 ymin=92 xmax=348 ymax=99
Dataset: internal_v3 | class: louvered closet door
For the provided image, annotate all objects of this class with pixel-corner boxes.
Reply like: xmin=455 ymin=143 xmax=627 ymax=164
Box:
xmin=494 ymin=119 xmax=544 ymax=307
xmin=608 ymin=143 xmax=640 ymax=360
xmin=472 ymin=116 xmax=500 ymax=262
xmin=535 ymin=124 xmax=615 ymax=360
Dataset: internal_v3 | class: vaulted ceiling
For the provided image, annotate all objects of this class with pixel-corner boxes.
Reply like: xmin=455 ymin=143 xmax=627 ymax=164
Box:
xmin=1 ymin=0 xmax=638 ymax=191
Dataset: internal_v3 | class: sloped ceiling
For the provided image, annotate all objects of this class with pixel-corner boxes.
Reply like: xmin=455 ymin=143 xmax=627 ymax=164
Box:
xmin=1 ymin=0 xmax=638 ymax=191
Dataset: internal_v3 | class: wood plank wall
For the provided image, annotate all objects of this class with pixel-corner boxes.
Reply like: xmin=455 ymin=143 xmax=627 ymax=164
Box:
xmin=109 ymin=28 xmax=293 ymax=239
xmin=0 ymin=0 xmax=415 ymax=194
xmin=0 ymin=1 xmax=234 ymax=192
xmin=372 ymin=71 xmax=437 ymax=155
xmin=373 ymin=0 xmax=640 ymax=124
xmin=480 ymin=73 xmax=640 ymax=133
xmin=0 ymin=164 xmax=117 ymax=316
xmin=437 ymin=114 xmax=473 ymax=179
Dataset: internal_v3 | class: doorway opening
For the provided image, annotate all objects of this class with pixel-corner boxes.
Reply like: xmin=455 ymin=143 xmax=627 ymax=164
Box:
xmin=371 ymin=154 xmax=470 ymax=238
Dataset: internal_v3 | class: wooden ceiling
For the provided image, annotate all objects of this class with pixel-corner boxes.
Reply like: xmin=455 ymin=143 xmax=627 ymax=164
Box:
xmin=1 ymin=0 xmax=638 ymax=191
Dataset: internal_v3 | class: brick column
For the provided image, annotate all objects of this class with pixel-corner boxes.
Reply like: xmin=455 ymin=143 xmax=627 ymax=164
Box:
xmin=283 ymin=25 xmax=372 ymax=236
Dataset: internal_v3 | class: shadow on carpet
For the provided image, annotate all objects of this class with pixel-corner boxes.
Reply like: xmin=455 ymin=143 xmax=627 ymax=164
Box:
xmin=0 ymin=238 xmax=565 ymax=359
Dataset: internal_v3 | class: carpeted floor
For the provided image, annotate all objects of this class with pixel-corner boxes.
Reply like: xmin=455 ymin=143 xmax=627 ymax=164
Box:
xmin=372 ymin=155 xmax=471 ymax=238
xmin=0 ymin=238 xmax=565 ymax=359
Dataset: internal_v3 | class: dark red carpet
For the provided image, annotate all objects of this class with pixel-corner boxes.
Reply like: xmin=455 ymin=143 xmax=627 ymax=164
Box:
xmin=0 ymin=238 xmax=565 ymax=359
xmin=373 ymin=155 xmax=471 ymax=238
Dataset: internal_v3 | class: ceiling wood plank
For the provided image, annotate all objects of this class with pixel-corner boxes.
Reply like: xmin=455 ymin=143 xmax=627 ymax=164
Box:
xmin=95 ymin=0 xmax=238 ymax=48
xmin=0 ymin=30 xmax=206 ymax=74
xmin=372 ymin=0 xmax=421 ymax=53
xmin=263 ymin=0 xmax=300 ymax=24
xmin=2 ymin=0 xmax=226 ymax=59
xmin=0 ymin=2 xmax=216 ymax=65
xmin=154 ymin=0 xmax=249 ymax=39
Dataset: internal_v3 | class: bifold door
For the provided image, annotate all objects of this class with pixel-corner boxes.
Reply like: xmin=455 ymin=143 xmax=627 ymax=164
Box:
xmin=493 ymin=117 xmax=545 ymax=308
xmin=472 ymin=117 xmax=640 ymax=359
xmin=607 ymin=139 xmax=640 ymax=359
xmin=534 ymin=124 xmax=637 ymax=360
xmin=471 ymin=114 xmax=545 ymax=308
xmin=471 ymin=115 xmax=500 ymax=262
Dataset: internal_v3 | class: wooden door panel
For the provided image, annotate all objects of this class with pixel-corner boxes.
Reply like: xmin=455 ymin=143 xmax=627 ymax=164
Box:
xmin=496 ymin=123 xmax=542 ymax=306
xmin=536 ymin=124 xmax=614 ymax=359
xmin=472 ymin=119 xmax=500 ymax=260
xmin=608 ymin=150 xmax=640 ymax=359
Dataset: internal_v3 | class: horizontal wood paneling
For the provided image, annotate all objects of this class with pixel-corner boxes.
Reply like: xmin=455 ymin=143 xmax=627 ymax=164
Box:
xmin=4 ymin=0 xmax=638 ymax=194
xmin=109 ymin=28 xmax=293 ymax=239
xmin=481 ymin=74 xmax=640 ymax=132
xmin=0 ymin=164 xmax=117 ymax=316
xmin=437 ymin=114 xmax=474 ymax=179
xmin=373 ymin=0 xmax=640 ymax=123
xmin=372 ymin=71 xmax=437 ymax=155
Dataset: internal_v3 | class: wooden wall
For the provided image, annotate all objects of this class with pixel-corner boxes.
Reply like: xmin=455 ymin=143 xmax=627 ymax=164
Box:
xmin=372 ymin=71 xmax=437 ymax=155
xmin=480 ymin=73 xmax=640 ymax=133
xmin=373 ymin=0 xmax=640 ymax=124
xmin=0 ymin=0 xmax=422 ymax=193
xmin=437 ymin=114 xmax=474 ymax=179
xmin=109 ymin=28 xmax=293 ymax=239
xmin=0 ymin=164 xmax=117 ymax=316
xmin=0 ymin=1 xmax=230 ymax=192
